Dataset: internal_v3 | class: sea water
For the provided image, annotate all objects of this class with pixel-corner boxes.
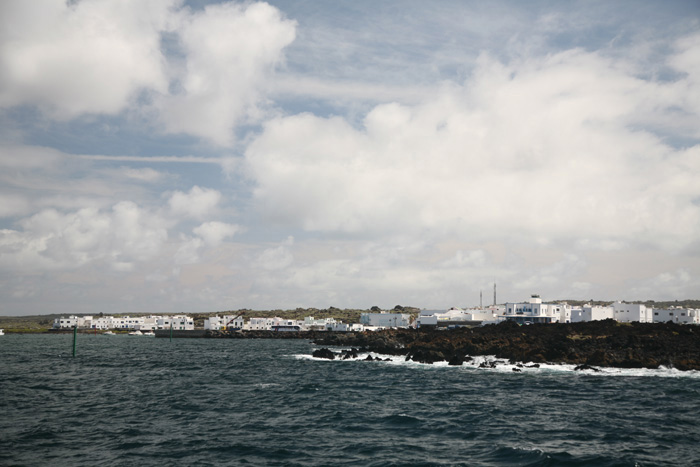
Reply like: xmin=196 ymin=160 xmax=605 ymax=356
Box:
xmin=1 ymin=334 xmax=699 ymax=466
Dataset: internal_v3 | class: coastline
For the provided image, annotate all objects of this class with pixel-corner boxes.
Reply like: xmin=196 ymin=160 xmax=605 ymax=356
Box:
xmin=312 ymin=320 xmax=700 ymax=371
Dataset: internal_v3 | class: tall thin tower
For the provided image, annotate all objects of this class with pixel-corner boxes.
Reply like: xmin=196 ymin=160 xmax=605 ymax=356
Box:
xmin=480 ymin=290 xmax=483 ymax=309
xmin=493 ymin=282 xmax=497 ymax=306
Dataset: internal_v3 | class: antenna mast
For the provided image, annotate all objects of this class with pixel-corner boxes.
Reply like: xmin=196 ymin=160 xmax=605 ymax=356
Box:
xmin=493 ymin=282 xmax=497 ymax=306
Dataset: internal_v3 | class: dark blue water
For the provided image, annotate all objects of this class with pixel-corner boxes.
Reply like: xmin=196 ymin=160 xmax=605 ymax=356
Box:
xmin=1 ymin=334 xmax=699 ymax=466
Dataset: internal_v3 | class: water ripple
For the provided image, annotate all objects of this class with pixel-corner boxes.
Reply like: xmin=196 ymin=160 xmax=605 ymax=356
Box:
xmin=1 ymin=335 xmax=700 ymax=466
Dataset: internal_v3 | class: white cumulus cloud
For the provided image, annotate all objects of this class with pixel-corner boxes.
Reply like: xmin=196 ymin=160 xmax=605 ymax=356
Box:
xmin=167 ymin=185 xmax=221 ymax=220
xmin=0 ymin=0 xmax=173 ymax=119
xmin=193 ymin=221 xmax=240 ymax=247
xmin=156 ymin=1 xmax=296 ymax=146
xmin=245 ymin=42 xmax=700 ymax=251
xmin=0 ymin=201 xmax=168 ymax=271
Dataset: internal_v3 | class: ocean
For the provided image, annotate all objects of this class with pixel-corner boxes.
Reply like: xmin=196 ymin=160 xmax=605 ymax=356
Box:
xmin=1 ymin=334 xmax=699 ymax=466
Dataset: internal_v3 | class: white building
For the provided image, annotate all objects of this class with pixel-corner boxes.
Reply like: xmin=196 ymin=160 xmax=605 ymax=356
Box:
xmin=416 ymin=313 xmax=439 ymax=328
xmin=204 ymin=315 xmax=245 ymax=330
xmin=303 ymin=317 xmax=337 ymax=331
xmin=157 ymin=315 xmax=194 ymax=330
xmin=244 ymin=317 xmax=305 ymax=331
xmin=54 ymin=315 xmax=81 ymax=328
xmin=326 ymin=322 xmax=364 ymax=332
xmin=359 ymin=312 xmax=410 ymax=328
xmin=135 ymin=315 xmax=161 ymax=331
xmin=612 ymin=302 xmax=653 ymax=323
xmin=653 ymin=307 xmax=700 ymax=324
xmin=570 ymin=305 xmax=614 ymax=323
xmin=502 ymin=295 xmax=565 ymax=324
xmin=112 ymin=316 xmax=145 ymax=329
xmin=415 ymin=307 xmax=501 ymax=328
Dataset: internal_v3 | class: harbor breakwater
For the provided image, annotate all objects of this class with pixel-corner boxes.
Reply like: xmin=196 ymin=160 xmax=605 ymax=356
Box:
xmin=313 ymin=320 xmax=700 ymax=370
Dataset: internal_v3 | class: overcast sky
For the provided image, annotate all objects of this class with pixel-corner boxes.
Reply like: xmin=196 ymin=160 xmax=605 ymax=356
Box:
xmin=1 ymin=0 xmax=699 ymax=316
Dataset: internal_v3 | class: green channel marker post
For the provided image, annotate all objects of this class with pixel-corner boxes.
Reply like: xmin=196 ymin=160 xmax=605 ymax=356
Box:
xmin=169 ymin=322 xmax=173 ymax=342
xmin=73 ymin=325 xmax=77 ymax=357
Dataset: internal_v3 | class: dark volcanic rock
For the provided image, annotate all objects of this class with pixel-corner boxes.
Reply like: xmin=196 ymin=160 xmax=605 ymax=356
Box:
xmin=409 ymin=349 xmax=445 ymax=364
xmin=447 ymin=353 xmax=465 ymax=366
xmin=312 ymin=348 xmax=335 ymax=360
xmin=313 ymin=320 xmax=700 ymax=370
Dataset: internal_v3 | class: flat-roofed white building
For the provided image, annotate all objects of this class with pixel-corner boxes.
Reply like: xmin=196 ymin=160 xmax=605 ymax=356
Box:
xmin=359 ymin=312 xmax=410 ymax=328
xmin=302 ymin=317 xmax=337 ymax=331
xmin=416 ymin=307 xmax=501 ymax=328
xmin=135 ymin=315 xmax=160 ymax=331
xmin=653 ymin=307 xmax=700 ymax=324
xmin=570 ymin=305 xmax=614 ymax=323
xmin=612 ymin=302 xmax=653 ymax=323
xmin=156 ymin=315 xmax=194 ymax=330
xmin=326 ymin=322 xmax=364 ymax=332
xmin=113 ymin=316 xmax=145 ymax=329
xmin=53 ymin=316 xmax=80 ymax=328
xmin=502 ymin=295 xmax=564 ymax=324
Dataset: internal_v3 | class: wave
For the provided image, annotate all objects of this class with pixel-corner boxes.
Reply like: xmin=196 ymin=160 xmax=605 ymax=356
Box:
xmin=294 ymin=349 xmax=700 ymax=379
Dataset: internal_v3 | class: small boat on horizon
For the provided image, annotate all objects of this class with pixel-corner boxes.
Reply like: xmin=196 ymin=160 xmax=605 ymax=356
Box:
xmin=0 ymin=329 xmax=4 ymax=336
xmin=128 ymin=330 xmax=143 ymax=336
xmin=103 ymin=331 xmax=115 ymax=335
xmin=143 ymin=331 xmax=155 ymax=336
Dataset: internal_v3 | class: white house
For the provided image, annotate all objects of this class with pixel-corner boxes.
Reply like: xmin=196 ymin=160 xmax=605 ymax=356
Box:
xmin=113 ymin=316 xmax=145 ymax=329
xmin=416 ymin=313 xmax=439 ymax=328
xmin=612 ymin=302 xmax=653 ymax=323
xmin=415 ymin=307 xmax=501 ymax=328
xmin=204 ymin=315 xmax=245 ymax=330
xmin=359 ymin=312 xmax=410 ymax=328
xmin=156 ymin=315 xmax=194 ymax=330
xmin=53 ymin=316 xmax=81 ymax=328
xmin=303 ymin=317 xmax=337 ymax=331
xmin=502 ymin=295 xmax=565 ymax=324
xmin=653 ymin=307 xmax=700 ymax=324
xmin=326 ymin=322 xmax=364 ymax=332
xmin=135 ymin=315 xmax=161 ymax=331
xmin=570 ymin=305 xmax=614 ymax=323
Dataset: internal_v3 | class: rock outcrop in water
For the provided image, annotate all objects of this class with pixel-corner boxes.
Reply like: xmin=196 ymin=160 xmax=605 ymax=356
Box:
xmin=313 ymin=320 xmax=700 ymax=370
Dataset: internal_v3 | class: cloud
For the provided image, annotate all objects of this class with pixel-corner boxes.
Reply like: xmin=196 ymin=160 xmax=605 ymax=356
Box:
xmin=0 ymin=0 xmax=296 ymax=146
xmin=156 ymin=1 xmax=296 ymax=145
xmin=257 ymin=236 xmax=294 ymax=270
xmin=193 ymin=221 xmax=240 ymax=247
xmin=167 ymin=185 xmax=221 ymax=220
xmin=0 ymin=194 xmax=31 ymax=218
xmin=0 ymin=0 xmax=173 ymax=119
xmin=245 ymin=42 xmax=700 ymax=251
xmin=0 ymin=201 xmax=168 ymax=271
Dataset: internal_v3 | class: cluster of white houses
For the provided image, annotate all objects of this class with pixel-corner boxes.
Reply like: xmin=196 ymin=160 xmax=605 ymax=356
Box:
xmin=53 ymin=311 xmax=411 ymax=332
xmin=53 ymin=315 xmax=194 ymax=330
xmin=202 ymin=313 xmax=410 ymax=332
xmin=417 ymin=295 xmax=700 ymax=327
xmin=53 ymin=296 xmax=700 ymax=331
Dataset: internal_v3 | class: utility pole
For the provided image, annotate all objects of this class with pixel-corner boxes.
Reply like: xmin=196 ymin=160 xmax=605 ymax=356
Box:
xmin=480 ymin=290 xmax=483 ymax=309
xmin=493 ymin=282 xmax=497 ymax=306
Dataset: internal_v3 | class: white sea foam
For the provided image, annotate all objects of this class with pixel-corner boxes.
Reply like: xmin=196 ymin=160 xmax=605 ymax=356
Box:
xmin=293 ymin=348 xmax=700 ymax=379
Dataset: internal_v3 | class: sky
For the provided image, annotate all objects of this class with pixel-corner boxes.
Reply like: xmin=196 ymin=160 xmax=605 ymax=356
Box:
xmin=1 ymin=0 xmax=699 ymax=316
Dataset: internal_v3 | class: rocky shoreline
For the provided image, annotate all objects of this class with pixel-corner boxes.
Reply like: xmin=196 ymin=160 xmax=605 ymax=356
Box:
xmin=312 ymin=320 xmax=700 ymax=371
